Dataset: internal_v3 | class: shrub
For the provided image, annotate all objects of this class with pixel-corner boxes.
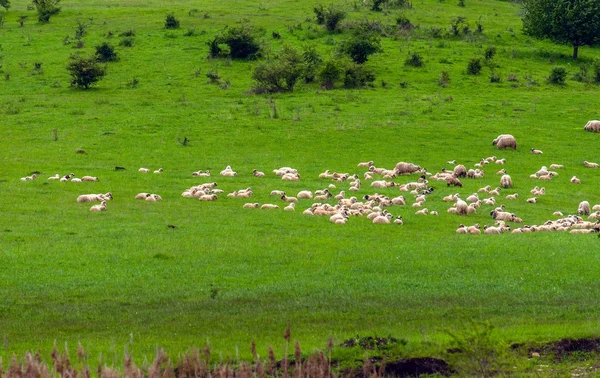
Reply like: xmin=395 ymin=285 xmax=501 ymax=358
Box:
xmin=209 ymin=24 xmax=262 ymax=59
xmin=67 ymin=55 xmax=106 ymax=89
xmin=439 ymin=71 xmax=450 ymax=87
xmin=343 ymin=63 xmax=376 ymax=88
xmin=371 ymin=0 xmax=387 ymax=11
xmin=339 ymin=32 xmax=382 ymax=64
xmin=313 ymin=4 xmax=346 ymax=31
xmin=74 ymin=20 xmax=87 ymax=39
xmin=32 ymin=0 xmax=61 ymax=23
xmin=593 ymin=59 xmax=600 ymax=84
xmin=396 ymin=15 xmax=414 ymax=31
xmin=206 ymin=68 xmax=221 ymax=84
xmin=165 ymin=13 xmax=180 ymax=29
xmin=458 ymin=0 xmax=465 ymax=6
xmin=119 ymin=29 xmax=135 ymax=37
xmin=467 ymin=57 xmax=482 ymax=75
xmin=506 ymin=73 xmax=518 ymax=82
xmin=318 ymin=59 xmax=343 ymax=89
xmin=490 ymin=72 xmax=501 ymax=83
xmin=450 ymin=16 xmax=467 ymax=36
xmin=405 ymin=52 xmax=423 ymax=67
xmin=251 ymin=45 xmax=303 ymax=93
xmin=548 ymin=66 xmax=567 ymax=85
xmin=572 ymin=64 xmax=589 ymax=83
xmin=120 ymin=37 xmax=134 ymax=47
xmin=95 ymin=42 xmax=118 ymax=62
xmin=484 ymin=46 xmax=496 ymax=61
xmin=302 ymin=44 xmax=323 ymax=83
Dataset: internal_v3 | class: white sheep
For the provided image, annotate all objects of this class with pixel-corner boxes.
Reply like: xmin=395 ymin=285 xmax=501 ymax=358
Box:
xmin=530 ymin=148 xmax=543 ymax=154
xmin=139 ymin=168 xmax=150 ymax=173
xmin=570 ymin=176 xmax=581 ymax=184
xmin=153 ymin=168 xmax=163 ymax=174
xmin=584 ymin=161 xmax=599 ymax=168
xmin=357 ymin=161 xmax=374 ymax=168
xmin=71 ymin=178 xmax=82 ymax=183
xmin=578 ymin=201 xmax=591 ymax=215
xmin=90 ymin=201 xmax=107 ymax=212
xmin=297 ymin=190 xmax=312 ymax=199
xmin=284 ymin=203 xmax=296 ymax=211
xmin=281 ymin=173 xmax=300 ymax=181
xmin=527 ymin=197 xmax=537 ymax=204
xmin=253 ymin=169 xmax=265 ymax=177
xmin=243 ymin=203 xmax=260 ymax=208
xmin=584 ymin=120 xmax=600 ymax=132
xmin=505 ymin=193 xmax=519 ymax=200
xmin=281 ymin=195 xmax=298 ymax=203
xmin=372 ymin=214 xmax=392 ymax=224
xmin=60 ymin=173 xmax=75 ymax=182
xmin=456 ymin=199 xmax=468 ymax=216
xmin=20 ymin=173 xmax=37 ymax=181
xmin=593 ymin=205 xmax=600 ymax=211
xmin=393 ymin=216 xmax=403 ymax=225
xmin=261 ymin=204 xmax=279 ymax=209
xmin=549 ymin=164 xmax=564 ymax=169
xmin=500 ymin=174 xmax=513 ymax=188
xmin=199 ymin=194 xmax=218 ymax=201
xmin=47 ymin=174 xmax=60 ymax=180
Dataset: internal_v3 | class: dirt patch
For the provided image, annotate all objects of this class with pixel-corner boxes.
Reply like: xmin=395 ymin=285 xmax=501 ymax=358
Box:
xmin=385 ymin=357 xmax=452 ymax=377
xmin=513 ymin=337 xmax=600 ymax=359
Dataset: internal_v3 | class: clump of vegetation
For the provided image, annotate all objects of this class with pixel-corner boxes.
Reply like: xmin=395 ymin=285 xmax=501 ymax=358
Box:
xmin=593 ymin=59 xmax=600 ymax=84
xmin=74 ymin=19 xmax=87 ymax=39
xmin=67 ymin=55 xmax=106 ymax=89
xmin=318 ymin=59 xmax=343 ymax=89
xmin=338 ymin=30 xmax=382 ymax=64
xmin=405 ymin=52 xmax=423 ymax=67
xmin=0 ymin=0 xmax=9 ymax=10
xmin=208 ymin=24 xmax=262 ymax=59
xmin=467 ymin=57 xmax=482 ymax=75
xmin=396 ymin=15 xmax=414 ymax=31
xmin=119 ymin=29 xmax=135 ymax=37
xmin=439 ymin=70 xmax=450 ymax=87
xmin=302 ymin=45 xmax=323 ymax=83
xmin=343 ymin=62 xmax=376 ymax=88
xmin=313 ymin=3 xmax=346 ymax=32
xmin=32 ymin=0 xmax=61 ymax=23
xmin=251 ymin=45 xmax=303 ymax=93
xmin=120 ymin=37 xmax=134 ymax=47
xmin=484 ymin=46 xmax=496 ymax=61
xmin=490 ymin=72 xmax=501 ymax=83
xmin=95 ymin=42 xmax=118 ymax=62
xmin=548 ymin=66 xmax=567 ymax=85
xmin=450 ymin=16 xmax=469 ymax=36
xmin=165 ymin=13 xmax=180 ymax=29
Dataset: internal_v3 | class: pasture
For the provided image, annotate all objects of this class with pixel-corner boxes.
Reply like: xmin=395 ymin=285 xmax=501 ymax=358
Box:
xmin=1 ymin=0 xmax=600 ymax=370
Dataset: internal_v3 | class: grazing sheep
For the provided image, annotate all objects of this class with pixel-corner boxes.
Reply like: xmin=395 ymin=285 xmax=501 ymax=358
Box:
xmin=505 ymin=193 xmax=519 ymax=200
xmin=47 ymin=174 xmax=60 ymax=180
xmin=453 ymin=164 xmax=467 ymax=178
xmin=153 ymin=168 xmax=163 ymax=174
xmin=584 ymin=161 xmax=599 ymax=168
xmin=284 ymin=203 xmax=296 ymax=211
xmin=456 ymin=199 xmax=468 ymax=216
xmin=570 ymin=176 xmax=581 ymax=184
xmin=578 ymin=201 xmax=591 ymax=215
xmin=467 ymin=169 xmax=485 ymax=179
xmin=90 ymin=201 xmax=107 ymax=212
xmin=139 ymin=168 xmax=150 ymax=173
xmin=500 ymin=174 xmax=513 ymax=188
xmin=549 ymin=164 xmax=564 ymax=170
xmin=252 ymin=169 xmax=265 ymax=177
xmin=584 ymin=120 xmax=600 ymax=132
xmin=491 ymin=210 xmax=516 ymax=222
xmin=394 ymin=162 xmax=422 ymax=175
xmin=530 ymin=148 xmax=543 ymax=154
xmin=492 ymin=134 xmax=517 ymax=150
xmin=446 ymin=175 xmax=463 ymax=187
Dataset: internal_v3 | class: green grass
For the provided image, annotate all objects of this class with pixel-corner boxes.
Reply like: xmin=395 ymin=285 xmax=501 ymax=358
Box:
xmin=1 ymin=0 xmax=600 ymax=365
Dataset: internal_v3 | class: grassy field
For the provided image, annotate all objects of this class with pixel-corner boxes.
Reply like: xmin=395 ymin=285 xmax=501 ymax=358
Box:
xmin=1 ymin=0 xmax=600 ymax=368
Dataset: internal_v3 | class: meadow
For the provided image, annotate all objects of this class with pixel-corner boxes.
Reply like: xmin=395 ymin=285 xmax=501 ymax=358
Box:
xmin=1 ymin=0 xmax=600 ymax=372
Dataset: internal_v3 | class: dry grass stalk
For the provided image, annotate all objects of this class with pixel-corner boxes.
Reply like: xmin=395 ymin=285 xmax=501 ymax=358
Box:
xmin=267 ymin=346 xmax=277 ymax=378
xmin=293 ymin=341 xmax=302 ymax=378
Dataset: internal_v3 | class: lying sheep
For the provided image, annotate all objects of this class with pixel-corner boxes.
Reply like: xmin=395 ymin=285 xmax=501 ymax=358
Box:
xmin=261 ymin=204 xmax=280 ymax=209
xmin=90 ymin=201 xmax=107 ymax=212
xmin=199 ymin=194 xmax=218 ymax=201
xmin=243 ymin=203 xmax=260 ymax=208
xmin=252 ymin=169 xmax=265 ymax=177
xmin=135 ymin=193 xmax=150 ymax=200
xmin=584 ymin=120 xmax=600 ymax=132
xmin=284 ymin=203 xmax=296 ymax=211
xmin=593 ymin=205 xmax=600 ymax=211
xmin=20 ymin=173 xmax=37 ymax=181
xmin=281 ymin=195 xmax=297 ymax=203
xmin=584 ymin=161 xmax=599 ymax=168
xmin=60 ymin=173 xmax=75 ymax=182
xmin=139 ymin=168 xmax=150 ymax=173
xmin=549 ymin=164 xmax=564 ymax=170
xmin=357 ymin=160 xmax=374 ymax=168
xmin=505 ymin=193 xmax=519 ymax=200
xmin=81 ymin=176 xmax=98 ymax=182
xmin=146 ymin=194 xmax=162 ymax=202
xmin=530 ymin=148 xmax=543 ymax=154
xmin=578 ymin=201 xmax=591 ymax=215
xmin=297 ymin=190 xmax=313 ymax=199
xmin=154 ymin=168 xmax=163 ymax=174
xmin=77 ymin=192 xmax=112 ymax=203
xmin=47 ymin=174 xmax=60 ymax=180
xmin=570 ymin=176 xmax=581 ymax=184
xmin=492 ymin=134 xmax=517 ymax=150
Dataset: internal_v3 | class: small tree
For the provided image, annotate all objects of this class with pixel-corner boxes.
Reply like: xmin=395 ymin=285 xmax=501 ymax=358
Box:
xmin=251 ymin=45 xmax=303 ymax=93
xmin=339 ymin=32 xmax=382 ymax=64
xmin=67 ymin=56 xmax=106 ymax=89
xmin=95 ymin=42 xmax=119 ymax=62
xmin=343 ymin=63 xmax=376 ymax=88
xmin=302 ymin=45 xmax=323 ymax=83
xmin=523 ymin=0 xmax=600 ymax=59
xmin=313 ymin=4 xmax=346 ymax=31
xmin=165 ymin=13 xmax=180 ymax=29
xmin=209 ymin=24 xmax=262 ymax=59
xmin=548 ymin=66 xmax=567 ymax=84
xmin=467 ymin=58 xmax=482 ymax=75
xmin=405 ymin=52 xmax=423 ymax=67
xmin=318 ymin=59 xmax=343 ymax=89
xmin=0 ymin=0 xmax=10 ymax=10
xmin=32 ymin=0 xmax=61 ymax=23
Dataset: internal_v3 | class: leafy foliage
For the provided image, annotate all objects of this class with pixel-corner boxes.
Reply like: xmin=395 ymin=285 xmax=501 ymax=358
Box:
xmin=467 ymin=57 xmax=482 ymax=75
xmin=522 ymin=0 xmax=600 ymax=59
xmin=251 ymin=45 xmax=303 ymax=93
xmin=0 ymin=0 xmax=9 ymax=10
xmin=313 ymin=4 xmax=346 ymax=31
xmin=405 ymin=52 xmax=424 ymax=67
xmin=548 ymin=66 xmax=567 ymax=84
xmin=339 ymin=31 xmax=382 ymax=64
xmin=95 ymin=42 xmax=119 ymax=62
xmin=302 ymin=45 xmax=323 ymax=83
xmin=32 ymin=0 xmax=61 ymax=23
xmin=67 ymin=55 xmax=106 ymax=89
xmin=165 ymin=13 xmax=180 ymax=29
xmin=318 ymin=59 xmax=343 ymax=89
xmin=343 ymin=62 xmax=376 ymax=88
xmin=208 ymin=24 xmax=262 ymax=59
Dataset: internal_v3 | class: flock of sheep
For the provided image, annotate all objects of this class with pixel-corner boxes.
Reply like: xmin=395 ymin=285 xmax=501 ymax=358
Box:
xmin=19 ymin=125 xmax=600 ymax=234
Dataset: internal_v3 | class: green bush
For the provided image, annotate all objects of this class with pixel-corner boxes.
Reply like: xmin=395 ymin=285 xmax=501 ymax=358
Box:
xmin=593 ymin=59 xmax=600 ymax=84
xmin=313 ymin=4 xmax=346 ymax=31
xmin=343 ymin=63 xmax=376 ymax=88
xmin=405 ymin=52 xmax=423 ymax=67
xmin=302 ymin=45 xmax=323 ymax=83
xmin=251 ymin=45 xmax=303 ymax=93
xmin=119 ymin=37 xmax=134 ymax=47
xmin=318 ymin=59 xmax=343 ymax=89
xmin=208 ymin=24 xmax=262 ymax=59
xmin=67 ymin=55 xmax=106 ymax=89
xmin=339 ymin=32 xmax=382 ymax=64
xmin=467 ymin=57 xmax=482 ymax=75
xmin=95 ymin=42 xmax=119 ymax=62
xmin=548 ymin=66 xmax=567 ymax=85
xmin=439 ymin=71 xmax=450 ymax=87
xmin=165 ymin=13 xmax=180 ymax=29
xmin=33 ymin=0 xmax=61 ymax=23
xmin=490 ymin=72 xmax=501 ymax=83
xmin=484 ymin=46 xmax=496 ymax=61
